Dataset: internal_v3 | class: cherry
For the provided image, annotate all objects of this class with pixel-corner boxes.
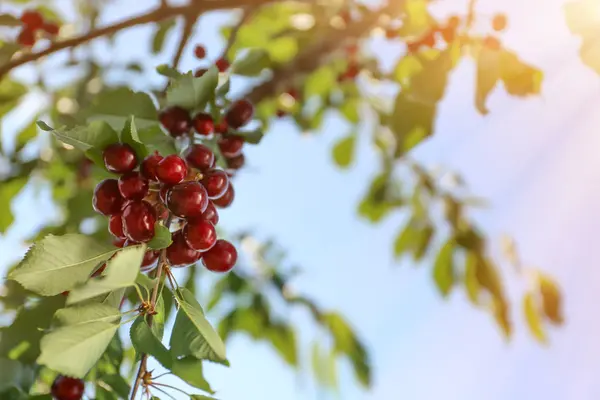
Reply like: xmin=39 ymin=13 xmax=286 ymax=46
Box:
xmin=226 ymin=153 xmax=245 ymax=170
xmin=225 ymin=100 xmax=254 ymax=129
xmin=213 ymin=183 xmax=234 ymax=208
xmin=140 ymin=152 xmax=163 ymax=181
xmin=218 ymin=135 xmax=244 ymax=158
xmin=42 ymin=22 xmax=60 ymax=35
xmin=193 ymin=113 xmax=214 ymax=136
xmin=216 ymin=58 xmax=230 ymax=72
xmin=51 ymin=376 xmax=84 ymax=400
xmin=113 ymin=237 xmax=126 ymax=248
xmin=201 ymin=169 xmax=229 ymax=199
xmin=17 ymin=29 xmax=36 ymax=47
xmin=118 ymin=172 xmax=149 ymax=200
xmin=122 ymin=201 xmax=157 ymax=242
xmin=156 ymin=155 xmax=188 ymax=185
xmin=108 ymin=214 xmax=125 ymax=238
xmin=166 ymin=231 xmax=202 ymax=267
xmin=195 ymin=68 xmax=208 ymax=77
xmin=183 ymin=220 xmax=217 ymax=251
xmin=166 ymin=181 xmax=209 ymax=218
xmin=103 ymin=143 xmax=138 ymax=174
xmin=448 ymin=15 xmax=460 ymax=29
xmin=194 ymin=45 xmax=206 ymax=59
xmin=492 ymin=14 xmax=507 ymax=31
xmin=198 ymin=200 xmax=219 ymax=225
xmin=215 ymin=120 xmax=228 ymax=134
xmin=184 ymin=144 xmax=215 ymax=171
xmin=276 ymin=109 xmax=286 ymax=118
xmin=159 ymin=107 xmax=192 ymax=137
xmin=483 ymin=36 xmax=501 ymax=50
xmin=93 ymin=179 xmax=124 ymax=216
xmin=20 ymin=11 xmax=44 ymax=30
xmin=202 ymin=239 xmax=237 ymax=273
xmin=142 ymin=249 xmax=160 ymax=269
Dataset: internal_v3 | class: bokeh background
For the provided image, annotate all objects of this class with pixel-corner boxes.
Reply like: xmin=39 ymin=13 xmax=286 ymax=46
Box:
xmin=2 ymin=0 xmax=600 ymax=399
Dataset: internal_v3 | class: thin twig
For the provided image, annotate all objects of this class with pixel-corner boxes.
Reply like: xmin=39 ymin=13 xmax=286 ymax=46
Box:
xmin=149 ymin=385 xmax=177 ymax=400
xmin=218 ymin=6 xmax=258 ymax=61
xmin=171 ymin=16 xmax=197 ymax=71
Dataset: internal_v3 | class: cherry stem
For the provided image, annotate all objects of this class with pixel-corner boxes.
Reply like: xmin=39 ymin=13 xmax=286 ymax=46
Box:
xmin=152 ymin=382 xmax=191 ymax=397
xmin=149 ymin=385 xmax=177 ymax=400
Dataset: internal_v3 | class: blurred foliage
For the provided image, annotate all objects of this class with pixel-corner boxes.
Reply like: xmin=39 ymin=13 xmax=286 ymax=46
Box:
xmin=0 ymin=0 xmax=569 ymax=398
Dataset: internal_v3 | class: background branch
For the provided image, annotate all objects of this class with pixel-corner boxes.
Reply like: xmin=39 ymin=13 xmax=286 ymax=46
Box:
xmin=219 ymin=5 xmax=259 ymax=61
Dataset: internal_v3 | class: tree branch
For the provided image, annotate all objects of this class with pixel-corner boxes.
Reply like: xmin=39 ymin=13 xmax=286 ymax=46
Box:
xmin=218 ymin=5 xmax=258 ymax=61
xmin=171 ymin=16 xmax=197 ymax=71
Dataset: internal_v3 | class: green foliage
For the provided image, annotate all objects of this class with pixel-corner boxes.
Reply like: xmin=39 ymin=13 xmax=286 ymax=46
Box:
xmin=0 ymin=178 xmax=27 ymax=233
xmin=147 ymin=222 xmax=173 ymax=249
xmin=166 ymin=67 xmax=219 ymax=111
xmin=331 ymin=131 xmax=357 ymax=168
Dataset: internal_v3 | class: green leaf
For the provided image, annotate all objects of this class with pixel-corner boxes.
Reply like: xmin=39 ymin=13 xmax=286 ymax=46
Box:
xmin=170 ymin=288 xmax=227 ymax=364
xmin=304 ymin=66 xmax=337 ymax=98
xmin=339 ymin=98 xmax=360 ymax=123
xmin=235 ymin=128 xmax=264 ymax=145
xmin=67 ymin=245 xmax=145 ymax=305
xmin=393 ymin=55 xmax=422 ymax=88
xmin=118 ymin=116 xmax=148 ymax=160
xmin=265 ymin=323 xmax=297 ymax=366
xmin=0 ymin=78 xmax=27 ymax=115
xmin=130 ymin=317 xmax=172 ymax=369
xmin=190 ymin=396 xmax=218 ymax=400
xmin=523 ymin=292 xmax=547 ymax=343
xmin=232 ymin=48 xmax=271 ymax=76
xmin=39 ymin=120 xmax=119 ymax=153
xmin=54 ymin=303 xmax=121 ymax=326
xmin=357 ymin=173 xmax=395 ymax=223
xmin=0 ymin=359 xmax=33 ymax=393
xmin=331 ymin=132 xmax=356 ymax=168
xmin=85 ymin=88 xmax=158 ymax=130
xmin=147 ymin=222 xmax=173 ymax=249
xmin=171 ymin=357 xmax=215 ymax=393
xmin=166 ymin=67 xmax=219 ymax=111
xmin=500 ymin=50 xmax=543 ymax=97
xmin=393 ymin=219 xmax=417 ymax=260
xmin=137 ymin=125 xmax=177 ymax=156
xmin=99 ymin=374 xmax=130 ymax=399
xmin=464 ymin=251 xmax=480 ymax=304
xmin=432 ymin=239 xmax=455 ymax=297
xmin=8 ymin=234 xmax=117 ymax=296
xmin=37 ymin=320 xmax=119 ymax=378
xmin=0 ymin=14 xmax=21 ymax=27
xmin=15 ymin=121 xmax=38 ymax=152
xmin=389 ymin=93 xmax=436 ymax=157
xmin=0 ymin=177 xmax=27 ymax=233
xmin=156 ymin=64 xmax=182 ymax=79
xmin=152 ymin=20 xmax=176 ymax=53
xmin=475 ymin=46 xmax=501 ymax=115
xmin=409 ymin=47 xmax=459 ymax=104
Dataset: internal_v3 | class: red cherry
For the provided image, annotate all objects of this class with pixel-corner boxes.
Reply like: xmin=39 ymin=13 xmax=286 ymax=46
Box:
xmin=51 ymin=376 xmax=84 ymax=400
xmin=166 ymin=181 xmax=209 ymax=218
xmin=140 ymin=152 xmax=163 ymax=181
xmin=159 ymin=107 xmax=192 ymax=137
xmin=225 ymin=100 xmax=254 ymax=129
xmin=166 ymin=231 xmax=202 ymax=267
xmin=202 ymin=239 xmax=237 ymax=273
xmin=195 ymin=68 xmax=208 ymax=77
xmin=17 ymin=28 xmax=36 ymax=47
xmin=113 ymin=237 xmax=126 ymax=248
xmin=194 ymin=45 xmax=206 ymax=59
xmin=215 ymin=120 xmax=228 ymax=134
xmin=141 ymin=249 xmax=160 ymax=271
xmin=226 ymin=153 xmax=245 ymax=170
xmin=108 ymin=214 xmax=125 ymax=239
xmin=184 ymin=144 xmax=215 ymax=171
xmin=201 ymin=169 xmax=229 ymax=199
xmin=492 ymin=14 xmax=507 ymax=31
xmin=93 ymin=179 xmax=124 ymax=216
xmin=118 ymin=172 xmax=149 ymax=200
xmin=122 ymin=201 xmax=157 ymax=242
xmin=217 ymin=135 xmax=244 ymax=158
xmin=216 ymin=58 xmax=230 ymax=72
xmin=199 ymin=201 xmax=219 ymax=225
xmin=20 ymin=11 xmax=44 ymax=30
xmin=103 ymin=143 xmax=138 ymax=174
xmin=193 ymin=113 xmax=214 ymax=136
xmin=213 ymin=183 xmax=234 ymax=208
xmin=183 ymin=220 xmax=217 ymax=251
xmin=156 ymin=155 xmax=188 ymax=185
xmin=275 ymin=109 xmax=286 ymax=118
xmin=42 ymin=22 xmax=60 ymax=35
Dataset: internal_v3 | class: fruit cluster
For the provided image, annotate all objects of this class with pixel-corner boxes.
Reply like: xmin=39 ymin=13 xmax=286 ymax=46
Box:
xmin=17 ymin=10 xmax=60 ymax=47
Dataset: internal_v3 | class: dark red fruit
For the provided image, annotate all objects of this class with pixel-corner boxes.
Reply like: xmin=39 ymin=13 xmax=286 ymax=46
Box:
xmin=140 ymin=152 xmax=163 ymax=181
xmin=286 ymin=88 xmax=300 ymax=100
xmin=17 ymin=29 xmax=36 ymax=47
xmin=141 ymin=249 xmax=160 ymax=269
xmin=226 ymin=153 xmax=245 ymax=170
xmin=225 ymin=100 xmax=254 ymax=129
xmin=213 ymin=183 xmax=234 ymax=208
xmin=215 ymin=120 xmax=228 ymax=134
xmin=118 ymin=172 xmax=149 ymax=200
xmin=195 ymin=68 xmax=208 ymax=77
xmin=156 ymin=155 xmax=188 ymax=185
xmin=201 ymin=169 xmax=229 ymax=199
xmin=42 ymin=22 xmax=60 ymax=35
xmin=202 ymin=239 xmax=237 ymax=273
xmin=166 ymin=181 xmax=209 ymax=218
xmin=113 ymin=237 xmax=126 ymax=248
xmin=193 ymin=113 xmax=214 ymax=136
xmin=103 ymin=143 xmax=138 ymax=174
xmin=122 ymin=201 xmax=157 ymax=242
xmin=20 ymin=11 xmax=44 ymax=29
xmin=93 ymin=179 xmax=124 ymax=216
xmin=108 ymin=214 xmax=125 ymax=238
xmin=194 ymin=45 xmax=206 ymax=59
xmin=199 ymin=201 xmax=219 ymax=225
xmin=492 ymin=14 xmax=507 ymax=31
xmin=217 ymin=135 xmax=244 ymax=158
xmin=51 ymin=376 xmax=84 ymax=400
xmin=216 ymin=58 xmax=229 ymax=72
xmin=276 ymin=109 xmax=286 ymax=118
xmin=183 ymin=220 xmax=217 ymax=251
xmin=159 ymin=107 xmax=192 ymax=137
xmin=166 ymin=231 xmax=202 ymax=267
xmin=184 ymin=144 xmax=215 ymax=171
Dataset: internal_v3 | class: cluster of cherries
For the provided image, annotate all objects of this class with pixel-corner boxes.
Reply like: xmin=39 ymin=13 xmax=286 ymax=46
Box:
xmin=51 ymin=375 xmax=84 ymax=400
xmin=192 ymin=44 xmax=230 ymax=77
xmin=92 ymin=99 xmax=255 ymax=273
xmin=17 ymin=10 xmax=60 ymax=47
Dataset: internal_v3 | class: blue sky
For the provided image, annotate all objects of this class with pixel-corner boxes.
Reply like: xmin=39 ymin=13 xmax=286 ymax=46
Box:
xmin=2 ymin=0 xmax=600 ymax=399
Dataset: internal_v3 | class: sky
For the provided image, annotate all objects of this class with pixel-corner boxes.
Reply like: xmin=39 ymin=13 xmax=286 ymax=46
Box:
xmin=2 ymin=0 xmax=600 ymax=399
